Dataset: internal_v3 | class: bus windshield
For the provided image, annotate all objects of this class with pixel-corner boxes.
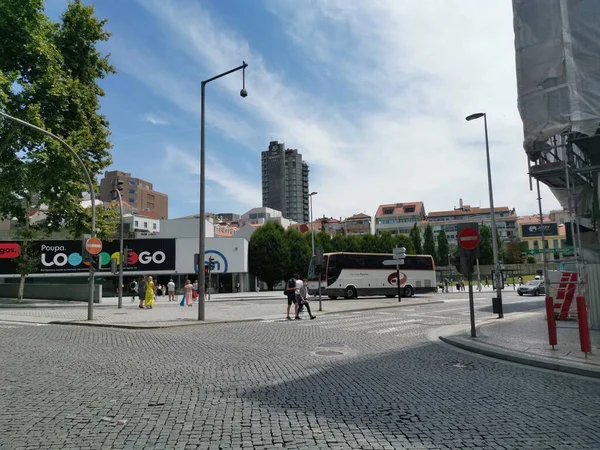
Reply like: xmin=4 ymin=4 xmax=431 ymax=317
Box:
xmin=307 ymin=255 xmax=327 ymax=280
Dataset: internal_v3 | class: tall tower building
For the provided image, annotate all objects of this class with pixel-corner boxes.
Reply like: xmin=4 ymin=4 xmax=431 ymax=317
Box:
xmin=261 ymin=141 xmax=309 ymax=223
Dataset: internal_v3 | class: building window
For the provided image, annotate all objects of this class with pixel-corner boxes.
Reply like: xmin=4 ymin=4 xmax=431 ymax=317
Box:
xmin=128 ymin=180 xmax=136 ymax=186
xmin=553 ymin=239 xmax=559 ymax=248
xmin=135 ymin=220 xmax=139 ymax=227
xmin=129 ymin=188 xmax=135 ymax=194
xmin=153 ymin=223 xmax=157 ymax=230
xmin=533 ymin=241 xmax=539 ymax=249
xmin=129 ymin=198 xmax=136 ymax=203
xmin=382 ymin=208 xmax=394 ymax=215
xmin=143 ymin=222 xmax=148 ymax=228
xmin=404 ymin=206 xmax=415 ymax=213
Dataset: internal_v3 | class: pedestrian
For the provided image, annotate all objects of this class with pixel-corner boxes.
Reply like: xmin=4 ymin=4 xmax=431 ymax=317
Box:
xmin=183 ymin=279 xmax=194 ymax=307
xmin=236 ymin=281 xmax=240 ymax=293
xmin=129 ymin=279 xmax=138 ymax=303
xmin=484 ymin=277 xmax=489 ymax=287
xmin=300 ymin=278 xmax=316 ymax=319
xmin=284 ymin=274 xmax=298 ymax=320
xmin=295 ymin=274 xmax=304 ymax=317
xmin=145 ymin=276 xmax=156 ymax=309
xmin=138 ymin=275 xmax=147 ymax=309
xmin=167 ymin=279 xmax=176 ymax=301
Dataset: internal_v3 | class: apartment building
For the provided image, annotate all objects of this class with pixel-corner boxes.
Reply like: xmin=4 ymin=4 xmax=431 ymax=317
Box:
xmin=426 ymin=200 xmax=518 ymax=244
xmin=518 ymin=214 xmax=572 ymax=262
xmin=344 ymin=213 xmax=372 ymax=236
xmin=99 ymin=170 xmax=169 ymax=219
xmin=261 ymin=141 xmax=309 ymax=223
xmin=374 ymin=202 xmax=426 ymax=235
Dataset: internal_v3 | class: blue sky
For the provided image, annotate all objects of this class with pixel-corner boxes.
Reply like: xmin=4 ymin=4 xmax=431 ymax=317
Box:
xmin=45 ymin=0 xmax=561 ymax=220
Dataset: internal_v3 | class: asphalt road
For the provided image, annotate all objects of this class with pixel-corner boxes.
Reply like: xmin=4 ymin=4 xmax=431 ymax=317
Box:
xmin=0 ymin=292 xmax=598 ymax=449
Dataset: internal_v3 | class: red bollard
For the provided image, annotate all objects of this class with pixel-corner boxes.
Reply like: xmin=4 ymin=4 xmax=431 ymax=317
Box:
xmin=545 ymin=296 xmax=557 ymax=348
xmin=576 ymin=295 xmax=592 ymax=354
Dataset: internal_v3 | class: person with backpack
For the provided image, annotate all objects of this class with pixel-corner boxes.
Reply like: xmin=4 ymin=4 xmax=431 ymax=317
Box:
xmin=285 ymin=274 xmax=299 ymax=320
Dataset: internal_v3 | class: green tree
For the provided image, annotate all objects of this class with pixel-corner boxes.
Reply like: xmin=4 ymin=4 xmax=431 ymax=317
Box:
xmin=283 ymin=228 xmax=311 ymax=280
xmin=360 ymin=234 xmax=380 ymax=253
xmin=248 ymin=222 xmax=288 ymax=290
xmin=478 ymin=224 xmax=494 ymax=264
xmin=504 ymin=241 xmax=526 ymax=264
xmin=392 ymin=234 xmax=414 ymax=254
xmin=377 ymin=231 xmax=394 ymax=253
xmin=0 ymin=0 xmax=114 ymax=294
xmin=314 ymin=229 xmax=334 ymax=253
xmin=423 ymin=224 xmax=436 ymax=260
xmin=330 ymin=233 xmax=346 ymax=252
xmin=527 ymin=256 xmax=536 ymax=264
xmin=66 ymin=203 xmax=120 ymax=241
xmin=409 ymin=224 xmax=422 ymax=254
xmin=437 ymin=229 xmax=449 ymax=266
xmin=345 ymin=235 xmax=362 ymax=252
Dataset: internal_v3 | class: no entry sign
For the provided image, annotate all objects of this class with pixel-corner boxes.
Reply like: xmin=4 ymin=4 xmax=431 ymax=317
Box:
xmin=85 ymin=237 xmax=103 ymax=255
xmin=458 ymin=226 xmax=480 ymax=251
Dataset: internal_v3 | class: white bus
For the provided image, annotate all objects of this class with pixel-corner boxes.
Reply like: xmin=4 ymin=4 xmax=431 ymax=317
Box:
xmin=307 ymin=252 xmax=436 ymax=299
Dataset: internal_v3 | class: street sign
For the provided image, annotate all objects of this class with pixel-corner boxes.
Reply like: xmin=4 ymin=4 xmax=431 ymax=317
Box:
xmin=383 ymin=259 xmax=404 ymax=266
xmin=524 ymin=247 xmax=574 ymax=255
xmin=393 ymin=247 xmax=406 ymax=260
xmin=85 ymin=237 xmax=103 ymax=255
xmin=458 ymin=226 xmax=480 ymax=251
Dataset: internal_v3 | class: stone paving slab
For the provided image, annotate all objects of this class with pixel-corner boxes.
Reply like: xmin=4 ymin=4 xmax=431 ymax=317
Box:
xmin=0 ymin=296 xmax=443 ymax=329
xmin=439 ymin=311 xmax=600 ymax=378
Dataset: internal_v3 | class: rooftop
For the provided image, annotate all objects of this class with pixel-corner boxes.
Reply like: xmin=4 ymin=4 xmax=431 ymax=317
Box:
xmin=427 ymin=206 xmax=515 ymax=218
xmin=375 ymin=202 xmax=424 ymax=217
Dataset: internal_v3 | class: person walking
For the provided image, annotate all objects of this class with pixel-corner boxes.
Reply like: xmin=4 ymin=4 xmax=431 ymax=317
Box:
xmin=138 ymin=275 xmax=147 ymax=309
xmin=300 ymin=278 xmax=316 ymax=320
xmin=284 ymin=274 xmax=298 ymax=320
xmin=183 ymin=279 xmax=194 ymax=307
xmin=129 ymin=279 xmax=138 ymax=303
xmin=144 ymin=276 xmax=156 ymax=309
xmin=167 ymin=279 xmax=176 ymax=302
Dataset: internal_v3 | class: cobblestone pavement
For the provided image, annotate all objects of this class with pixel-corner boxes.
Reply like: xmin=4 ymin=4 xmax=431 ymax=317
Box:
xmin=0 ymin=301 xmax=599 ymax=449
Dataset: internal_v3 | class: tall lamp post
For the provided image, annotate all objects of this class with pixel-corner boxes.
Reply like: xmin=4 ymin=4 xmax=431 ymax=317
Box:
xmin=466 ymin=112 xmax=503 ymax=318
xmin=309 ymin=191 xmax=318 ymax=255
xmin=111 ymin=180 xmax=125 ymax=309
xmin=0 ymin=111 xmax=97 ymax=320
xmin=198 ymin=61 xmax=248 ymax=321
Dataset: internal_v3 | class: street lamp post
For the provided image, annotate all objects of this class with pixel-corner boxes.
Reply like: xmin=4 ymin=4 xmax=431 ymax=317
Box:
xmin=309 ymin=192 xmax=318 ymax=255
xmin=0 ymin=111 xmax=97 ymax=320
xmin=466 ymin=112 xmax=503 ymax=318
xmin=198 ymin=61 xmax=248 ymax=321
xmin=111 ymin=180 xmax=125 ymax=309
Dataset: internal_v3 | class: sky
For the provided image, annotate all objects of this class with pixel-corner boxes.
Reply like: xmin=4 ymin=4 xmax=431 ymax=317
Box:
xmin=45 ymin=0 xmax=562 ymax=221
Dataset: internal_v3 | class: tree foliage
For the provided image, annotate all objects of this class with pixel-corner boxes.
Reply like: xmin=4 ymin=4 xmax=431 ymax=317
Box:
xmin=423 ymin=224 xmax=436 ymax=260
xmin=284 ymin=228 xmax=311 ymax=281
xmin=0 ymin=0 xmax=114 ymax=236
xmin=248 ymin=222 xmax=288 ymax=290
xmin=436 ymin=229 xmax=449 ymax=266
xmin=504 ymin=241 xmax=527 ymax=264
xmin=409 ymin=224 xmax=422 ymax=254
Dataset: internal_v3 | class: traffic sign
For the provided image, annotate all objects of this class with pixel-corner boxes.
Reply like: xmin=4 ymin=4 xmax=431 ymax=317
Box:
xmin=85 ymin=237 xmax=103 ymax=255
xmin=458 ymin=226 xmax=480 ymax=251
xmin=383 ymin=259 xmax=404 ymax=266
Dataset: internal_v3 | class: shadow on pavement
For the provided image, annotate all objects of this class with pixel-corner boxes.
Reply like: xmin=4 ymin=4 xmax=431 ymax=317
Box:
xmin=242 ymin=341 xmax=600 ymax=448
xmin=478 ymin=299 xmax=545 ymax=314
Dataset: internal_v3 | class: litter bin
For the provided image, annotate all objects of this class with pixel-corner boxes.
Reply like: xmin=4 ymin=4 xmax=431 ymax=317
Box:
xmin=492 ymin=297 xmax=502 ymax=314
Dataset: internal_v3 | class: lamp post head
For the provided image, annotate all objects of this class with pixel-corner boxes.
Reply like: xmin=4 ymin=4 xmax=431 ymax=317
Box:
xmin=240 ymin=60 xmax=248 ymax=98
xmin=466 ymin=112 xmax=485 ymax=121
xmin=309 ymin=191 xmax=318 ymax=196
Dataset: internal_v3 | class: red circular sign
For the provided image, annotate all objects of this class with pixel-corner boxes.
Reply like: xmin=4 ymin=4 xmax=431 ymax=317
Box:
xmin=85 ymin=237 xmax=103 ymax=255
xmin=458 ymin=227 xmax=480 ymax=250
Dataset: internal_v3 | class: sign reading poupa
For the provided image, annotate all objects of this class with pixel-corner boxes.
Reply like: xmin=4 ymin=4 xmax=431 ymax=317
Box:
xmin=0 ymin=239 xmax=176 ymax=275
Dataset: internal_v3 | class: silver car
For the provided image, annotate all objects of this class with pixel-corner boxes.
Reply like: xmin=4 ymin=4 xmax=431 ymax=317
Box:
xmin=517 ymin=279 xmax=545 ymax=296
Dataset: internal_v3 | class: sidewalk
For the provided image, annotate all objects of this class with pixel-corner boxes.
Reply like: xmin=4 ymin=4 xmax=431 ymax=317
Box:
xmin=438 ymin=312 xmax=600 ymax=379
xmin=0 ymin=295 xmax=443 ymax=329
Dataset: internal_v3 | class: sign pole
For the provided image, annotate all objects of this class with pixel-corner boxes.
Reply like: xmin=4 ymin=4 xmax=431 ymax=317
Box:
xmin=396 ymin=264 xmax=402 ymax=302
xmin=318 ymin=267 xmax=322 ymax=312
xmin=467 ymin=251 xmax=476 ymax=337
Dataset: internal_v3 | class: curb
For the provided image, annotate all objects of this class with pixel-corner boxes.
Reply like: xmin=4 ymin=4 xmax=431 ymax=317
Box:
xmin=439 ymin=335 xmax=600 ymax=379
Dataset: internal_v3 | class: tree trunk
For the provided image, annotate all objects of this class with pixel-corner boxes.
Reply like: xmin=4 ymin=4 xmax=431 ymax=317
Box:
xmin=17 ymin=272 xmax=26 ymax=303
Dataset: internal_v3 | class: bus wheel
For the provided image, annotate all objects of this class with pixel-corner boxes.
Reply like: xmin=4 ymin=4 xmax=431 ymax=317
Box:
xmin=403 ymin=285 xmax=414 ymax=297
xmin=328 ymin=295 xmax=338 ymax=300
xmin=344 ymin=286 xmax=357 ymax=299
xmin=385 ymin=294 xmax=395 ymax=298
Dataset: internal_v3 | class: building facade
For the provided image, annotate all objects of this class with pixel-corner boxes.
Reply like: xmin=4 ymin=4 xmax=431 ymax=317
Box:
xmin=344 ymin=213 xmax=372 ymax=236
xmin=99 ymin=170 xmax=169 ymax=219
xmin=426 ymin=200 xmax=518 ymax=245
xmin=261 ymin=141 xmax=309 ymax=223
xmin=518 ymin=214 xmax=571 ymax=262
xmin=374 ymin=202 xmax=426 ymax=235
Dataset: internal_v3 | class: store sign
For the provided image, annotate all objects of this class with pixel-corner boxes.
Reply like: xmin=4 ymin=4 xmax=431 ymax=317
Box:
xmin=521 ymin=223 xmax=559 ymax=237
xmin=0 ymin=239 xmax=176 ymax=275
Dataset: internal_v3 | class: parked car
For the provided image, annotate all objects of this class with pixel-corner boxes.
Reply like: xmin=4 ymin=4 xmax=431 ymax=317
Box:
xmin=517 ymin=279 xmax=545 ymax=296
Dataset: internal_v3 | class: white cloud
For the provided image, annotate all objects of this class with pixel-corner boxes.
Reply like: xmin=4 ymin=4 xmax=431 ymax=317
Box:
xmin=163 ymin=145 xmax=261 ymax=208
xmin=130 ymin=0 xmax=561 ymax=219
xmin=142 ymin=113 xmax=169 ymax=126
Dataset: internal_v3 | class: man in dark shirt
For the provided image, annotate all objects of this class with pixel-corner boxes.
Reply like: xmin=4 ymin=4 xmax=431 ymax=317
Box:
xmin=285 ymin=274 xmax=298 ymax=320
xmin=138 ymin=275 xmax=147 ymax=309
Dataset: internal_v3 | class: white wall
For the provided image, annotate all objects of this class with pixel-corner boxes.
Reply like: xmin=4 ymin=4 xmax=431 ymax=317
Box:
xmin=158 ymin=217 xmax=215 ymax=239
xmin=176 ymin=237 xmax=248 ymax=274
